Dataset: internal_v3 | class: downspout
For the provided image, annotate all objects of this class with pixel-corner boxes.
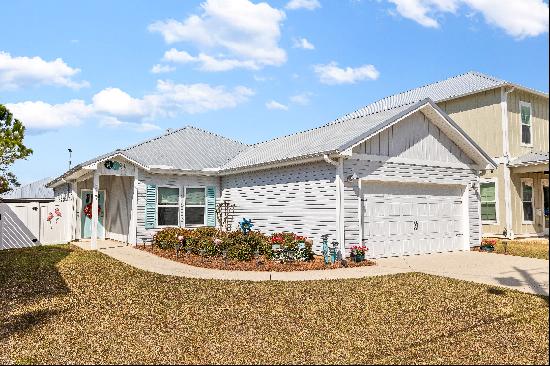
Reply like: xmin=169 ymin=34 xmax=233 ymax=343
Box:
xmin=501 ymin=86 xmax=515 ymax=239
xmin=324 ymin=154 xmax=345 ymax=257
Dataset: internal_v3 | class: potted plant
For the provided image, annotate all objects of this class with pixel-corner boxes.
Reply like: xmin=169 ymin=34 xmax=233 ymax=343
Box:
xmin=350 ymin=245 xmax=368 ymax=262
xmin=480 ymin=238 xmax=496 ymax=252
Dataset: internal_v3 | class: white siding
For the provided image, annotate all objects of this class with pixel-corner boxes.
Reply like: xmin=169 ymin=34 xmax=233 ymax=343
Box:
xmin=135 ymin=171 xmax=220 ymax=243
xmin=352 ymin=111 xmax=474 ymax=165
xmin=221 ymin=161 xmax=337 ymax=254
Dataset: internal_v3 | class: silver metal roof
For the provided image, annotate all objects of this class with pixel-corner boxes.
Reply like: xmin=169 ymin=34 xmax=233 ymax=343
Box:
xmin=509 ymin=151 xmax=549 ymax=167
xmin=49 ymin=71 xmax=521 ymax=185
xmin=1 ymin=177 xmax=54 ymax=200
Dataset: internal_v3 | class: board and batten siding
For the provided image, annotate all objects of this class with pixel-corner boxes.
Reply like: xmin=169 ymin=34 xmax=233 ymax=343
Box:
xmin=437 ymin=88 xmax=503 ymax=158
xmin=507 ymin=89 xmax=549 ymax=158
xmin=135 ymin=171 xmax=220 ymax=243
xmin=220 ymin=161 xmax=337 ymax=254
xmin=352 ymin=111 xmax=474 ymax=165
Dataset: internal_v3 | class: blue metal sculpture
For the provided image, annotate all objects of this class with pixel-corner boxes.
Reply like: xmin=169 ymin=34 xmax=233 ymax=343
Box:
xmin=321 ymin=234 xmax=330 ymax=264
xmin=239 ymin=218 xmax=254 ymax=235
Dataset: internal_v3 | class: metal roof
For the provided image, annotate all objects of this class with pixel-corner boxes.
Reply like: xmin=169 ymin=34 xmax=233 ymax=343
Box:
xmin=509 ymin=151 xmax=549 ymax=167
xmin=48 ymin=71 xmax=530 ymax=184
xmin=1 ymin=177 xmax=54 ymax=200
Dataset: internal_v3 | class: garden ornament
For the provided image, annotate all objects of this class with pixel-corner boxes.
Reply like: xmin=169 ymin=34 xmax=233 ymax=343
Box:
xmin=239 ymin=218 xmax=254 ymax=235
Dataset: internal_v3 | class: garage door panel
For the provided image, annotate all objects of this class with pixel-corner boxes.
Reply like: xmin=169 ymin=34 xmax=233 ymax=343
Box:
xmin=362 ymin=182 xmax=465 ymax=258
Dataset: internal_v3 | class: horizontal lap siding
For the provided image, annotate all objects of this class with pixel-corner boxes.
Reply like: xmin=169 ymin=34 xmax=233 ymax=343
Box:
xmin=343 ymin=159 xmax=480 ymax=248
xmin=136 ymin=172 xmax=220 ymax=243
xmin=221 ymin=161 xmax=336 ymax=254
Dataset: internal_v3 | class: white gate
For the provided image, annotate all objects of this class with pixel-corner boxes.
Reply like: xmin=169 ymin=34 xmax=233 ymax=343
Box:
xmin=0 ymin=201 xmax=70 ymax=250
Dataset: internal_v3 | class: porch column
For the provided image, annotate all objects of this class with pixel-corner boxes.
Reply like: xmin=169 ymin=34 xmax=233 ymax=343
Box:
xmin=91 ymin=170 xmax=99 ymax=250
xmin=336 ymin=158 xmax=345 ymax=257
xmin=128 ymin=168 xmax=138 ymax=245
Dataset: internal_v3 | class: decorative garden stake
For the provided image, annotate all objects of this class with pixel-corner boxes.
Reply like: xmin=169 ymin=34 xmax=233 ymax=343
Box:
xmin=239 ymin=218 xmax=253 ymax=235
xmin=216 ymin=200 xmax=236 ymax=231
xmin=321 ymin=234 xmax=330 ymax=264
xmin=329 ymin=241 xmax=339 ymax=263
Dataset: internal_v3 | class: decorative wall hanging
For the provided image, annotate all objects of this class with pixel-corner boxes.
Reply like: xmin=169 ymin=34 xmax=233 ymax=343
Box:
xmin=104 ymin=160 xmax=123 ymax=170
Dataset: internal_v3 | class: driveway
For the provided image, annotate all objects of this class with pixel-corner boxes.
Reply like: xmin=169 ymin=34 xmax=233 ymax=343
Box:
xmin=375 ymin=251 xmax=549 ymax=296
xmin=97 ymin=244 xmax=549 ymax=296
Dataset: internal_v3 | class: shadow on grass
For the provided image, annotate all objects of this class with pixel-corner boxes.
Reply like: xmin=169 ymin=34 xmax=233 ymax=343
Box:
xmin=0 ymin=245 xmax=72 ymax=340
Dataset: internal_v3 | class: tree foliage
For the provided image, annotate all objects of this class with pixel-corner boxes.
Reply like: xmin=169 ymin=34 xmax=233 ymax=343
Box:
xmin=0 ymin=104 xmax=33 ymax=194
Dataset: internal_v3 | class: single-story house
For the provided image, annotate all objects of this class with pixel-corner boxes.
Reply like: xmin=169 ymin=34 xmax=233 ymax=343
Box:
xmin=48 ymin=91 xmax=496 ymax=258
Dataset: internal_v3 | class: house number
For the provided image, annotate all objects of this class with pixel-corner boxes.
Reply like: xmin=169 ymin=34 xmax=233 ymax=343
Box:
xmin=414 ymin=221 xmax=419 ymax=231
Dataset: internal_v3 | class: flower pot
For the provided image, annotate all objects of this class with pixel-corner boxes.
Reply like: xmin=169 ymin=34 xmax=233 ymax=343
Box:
xmin=480 ymin=245 xmax=494 ymax=252
xmin=354 ymin=254 xmax=365 ymax=262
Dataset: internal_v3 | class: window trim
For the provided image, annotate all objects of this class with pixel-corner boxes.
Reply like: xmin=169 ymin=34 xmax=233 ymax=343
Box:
xmin=521 ymin=178 xmax=534 ymax=224
xmin=156 ymin=186 xmax=180 ymax=228
xmin=519 ymin=101 xmax=533 ymax=147
xmin=480 ymin=178 xmax=499 ymax=225
xmin=541 ymin=179 xmax=549 ymax=232
xmin=184 ymin=186 xmax=207 ymax=228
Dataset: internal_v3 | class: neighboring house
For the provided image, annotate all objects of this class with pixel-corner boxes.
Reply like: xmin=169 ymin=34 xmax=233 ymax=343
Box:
xmin=47 ymin=72 xmax=517 ymax=259
xmin=0 ymin=178 xmax=69 ymax=249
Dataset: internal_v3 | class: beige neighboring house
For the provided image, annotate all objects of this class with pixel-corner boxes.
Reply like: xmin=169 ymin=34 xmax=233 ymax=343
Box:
xmin=435 ymin=74 xmax=549 ymax=238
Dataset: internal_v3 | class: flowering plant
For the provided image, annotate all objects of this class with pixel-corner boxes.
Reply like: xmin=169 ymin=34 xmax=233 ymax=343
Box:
xmin=481 ymin=238 xmax=497 ymax=246
xmin=83 ymin=203 xmax=101 ymax=219
xmin=350 ymin=245 xmax=368 ymax=256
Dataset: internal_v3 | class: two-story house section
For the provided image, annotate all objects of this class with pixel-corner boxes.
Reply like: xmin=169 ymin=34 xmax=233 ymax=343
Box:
xmin=339 ymin=71 xmax=548 ymax=239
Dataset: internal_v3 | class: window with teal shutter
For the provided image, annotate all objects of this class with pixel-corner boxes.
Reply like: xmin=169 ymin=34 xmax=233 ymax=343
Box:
xmin=480 ymin=182 xmax=496 ymax=222
xmin=206 ymin=186 xmax=216 ymax=227
xmin=145 ymin=184 xmax=157 ymax=229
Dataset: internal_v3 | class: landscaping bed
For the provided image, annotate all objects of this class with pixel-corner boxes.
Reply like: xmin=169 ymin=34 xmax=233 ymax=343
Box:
xmin=145 ymin=227 xmax=374 ymax=271
xmin=138 ymin=245 xmax=375 ymax=271
xmin=474 ymin=238 xmax=549 ymax=260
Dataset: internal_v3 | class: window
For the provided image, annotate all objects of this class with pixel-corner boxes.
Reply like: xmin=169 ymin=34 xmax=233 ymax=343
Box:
xmin=157 ymin=187 xmax=179 ymax=226
xmin=480 ymin=181 xmax=497 ymax=222
xmin=185 ymin=187 xmax=206 ymax=226
xmin=521 ymin=179 xmax=534 ymax=223
xmin=520 ymin=101 xmax=532 ymax=145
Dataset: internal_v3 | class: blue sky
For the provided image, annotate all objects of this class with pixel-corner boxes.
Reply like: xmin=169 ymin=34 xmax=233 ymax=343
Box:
xmin=1 ymin=0 xmax=548 ymax=184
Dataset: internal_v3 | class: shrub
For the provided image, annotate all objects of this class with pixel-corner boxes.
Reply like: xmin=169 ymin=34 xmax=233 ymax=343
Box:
xmin=153 ymin=227 xmax=189 ymax=249
xmin=269 ymin=232 xmax=313 ymax=261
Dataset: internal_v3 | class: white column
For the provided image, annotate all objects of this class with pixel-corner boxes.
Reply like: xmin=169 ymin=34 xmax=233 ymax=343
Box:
xmin=335 ymin=158 xmax=345 ymax=256
xmin=501 ymin=87 xmax=514 ymax=239
xmin=128 ymin=168 xmax=139 ymax=245
xmin=91 ymin=171 xmax=99 ymax=250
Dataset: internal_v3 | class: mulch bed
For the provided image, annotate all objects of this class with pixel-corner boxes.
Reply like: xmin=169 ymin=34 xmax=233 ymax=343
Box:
xmin=137 ymin=245 xmax=376 ymax=271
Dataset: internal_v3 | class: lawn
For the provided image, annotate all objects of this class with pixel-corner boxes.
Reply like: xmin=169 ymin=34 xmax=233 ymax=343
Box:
xmin=493 ymin=239 xmax=549 ymax=260
xmin=1 ymin=245 xmax=548 ymax=365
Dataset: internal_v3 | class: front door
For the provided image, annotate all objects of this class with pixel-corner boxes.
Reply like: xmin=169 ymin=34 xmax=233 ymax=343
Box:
xmin=81 ymin=190 xmax=105 ymax=239
xmin=543 ymin=179 xmax=549 ymax=235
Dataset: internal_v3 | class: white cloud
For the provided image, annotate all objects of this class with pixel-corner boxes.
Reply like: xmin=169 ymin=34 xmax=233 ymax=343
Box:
xmin=149 ymin=0 xmax=286 ymax=69
xmin=285 ymin=0 xmax=321 ymax=10
xmin=290 ymin=92 xmax=312 ymax=105
xmin=314 ymin=62 xmax=380 ymax=85
xmin=151 ymin=64 xmax=175 ymax=74
xmin=266 ymin=100 xmax=289 ymax=110
xmin=100 ymin=117 xmax=161 ymax=132
xmin=5 ymin=100 xmax=92 ymax=130
xmin=387 ymin=0 xmax=549 ymax=38
xmin=8 ymin=81 xmax=254 ymax=132
xmin=0 ymin=51 xmax=89 ymax=90
xmin=163 ymin=48 xmax=197 ymax=64
xmin=92 ymin=87 xmax=149 ymax=117
xmin=293 ymin=37 xmax=315 ymax=50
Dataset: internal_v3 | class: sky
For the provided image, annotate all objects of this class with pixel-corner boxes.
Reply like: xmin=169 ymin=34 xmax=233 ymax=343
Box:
xmin=1 ymin=0 xmax=548 ymax=184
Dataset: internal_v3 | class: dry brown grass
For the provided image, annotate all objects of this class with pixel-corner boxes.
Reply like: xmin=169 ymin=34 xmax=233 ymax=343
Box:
xmin=1 ymin=245 xmax=548 ymax=365
xmin=493 ymin=239 xmax=549 ymax=260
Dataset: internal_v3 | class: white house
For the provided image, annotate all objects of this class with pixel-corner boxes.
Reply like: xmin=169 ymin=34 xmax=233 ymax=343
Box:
xmin=46 ymin=74 xmax=501 ymax=258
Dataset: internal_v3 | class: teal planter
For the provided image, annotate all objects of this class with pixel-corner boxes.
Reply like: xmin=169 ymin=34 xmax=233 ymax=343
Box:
xmin=480 ymin=245 xmax=495 ymax=252
xmin=353 ymin=254 xmax=365 ymax=262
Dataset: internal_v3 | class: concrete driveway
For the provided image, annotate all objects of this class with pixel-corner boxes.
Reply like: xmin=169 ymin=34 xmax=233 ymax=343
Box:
xmin=375 ymin=251 xmax=549 ymax=296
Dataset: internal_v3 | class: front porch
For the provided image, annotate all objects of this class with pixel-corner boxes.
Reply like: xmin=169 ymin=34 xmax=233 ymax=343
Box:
xmin=509 ymin=152 xmax=549 ymax=238
xmin=73 ymin=238 xmax=128 ymax=251
xmin=64 ymin=157 xmax=139 ymax=250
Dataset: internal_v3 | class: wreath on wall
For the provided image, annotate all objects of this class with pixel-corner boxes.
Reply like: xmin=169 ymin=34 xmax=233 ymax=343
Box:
xmin=83 ymin=203 xmax=101 ymax=219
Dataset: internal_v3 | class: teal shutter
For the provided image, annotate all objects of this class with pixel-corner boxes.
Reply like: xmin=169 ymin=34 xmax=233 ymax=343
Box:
xmin=145 ymin=184 xmax=157 ymax=229
xmin=206 ymin=186 xmax=216 ymax=227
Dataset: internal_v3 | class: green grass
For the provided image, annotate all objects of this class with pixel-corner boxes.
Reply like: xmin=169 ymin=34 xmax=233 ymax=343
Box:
xmin=493 ymin=240 xmax=549 ymax=260
xmin=1 ymin=245 xmax=548 ymax=365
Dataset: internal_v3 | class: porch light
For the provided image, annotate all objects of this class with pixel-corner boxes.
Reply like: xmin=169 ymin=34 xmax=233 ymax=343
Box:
xmin=346 ymin=173 xmax=358 ymax=182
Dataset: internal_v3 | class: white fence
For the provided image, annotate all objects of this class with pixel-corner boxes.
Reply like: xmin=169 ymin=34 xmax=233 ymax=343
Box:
xmin=0 ymin=201 xmax=70 ymax=250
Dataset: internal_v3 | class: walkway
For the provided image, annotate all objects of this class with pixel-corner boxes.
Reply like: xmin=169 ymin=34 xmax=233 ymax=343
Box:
xmin=93 ymin=243 xmax=549 ymax=296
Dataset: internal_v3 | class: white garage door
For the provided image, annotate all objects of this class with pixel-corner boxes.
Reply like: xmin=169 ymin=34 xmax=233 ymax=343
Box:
xmin=362 ymin=182 xmax=466 ymax=258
